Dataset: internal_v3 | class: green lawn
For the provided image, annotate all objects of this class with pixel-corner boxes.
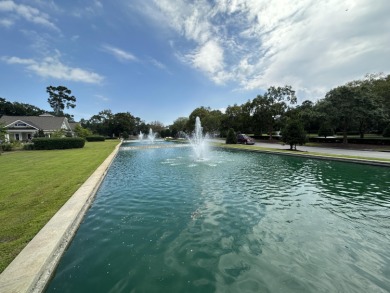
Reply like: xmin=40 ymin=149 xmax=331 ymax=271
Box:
xmin=0 ymin=140 xmax=119 ymax=273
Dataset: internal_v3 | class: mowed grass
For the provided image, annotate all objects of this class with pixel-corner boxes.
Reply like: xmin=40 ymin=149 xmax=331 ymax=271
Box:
xmin=0 ymin=140 xmax=119 ymax=273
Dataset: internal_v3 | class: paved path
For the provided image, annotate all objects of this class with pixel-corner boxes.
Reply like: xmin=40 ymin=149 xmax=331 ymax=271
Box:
xmin=211 ymin=139 xmax=390 ymax=160
xmin=254 ymin=141 xmax=390 ymax=160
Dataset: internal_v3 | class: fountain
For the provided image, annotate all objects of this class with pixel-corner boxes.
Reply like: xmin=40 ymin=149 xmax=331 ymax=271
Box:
xmin=138 ymin=131 xmax=143 ymax=140
xmin=188 ymin=116 xmax=209 ymax=160
xmin=147 ymin=128 xmax=156 ymax=143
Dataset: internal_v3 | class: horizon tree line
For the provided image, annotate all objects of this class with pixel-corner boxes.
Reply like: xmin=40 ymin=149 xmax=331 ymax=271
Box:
xmin=1 ymin=73 xmax=389 ymax=143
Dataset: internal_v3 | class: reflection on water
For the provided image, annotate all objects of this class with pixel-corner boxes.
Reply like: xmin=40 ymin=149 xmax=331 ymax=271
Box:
xmin=46 ymin=148 xmax=390 ymax=293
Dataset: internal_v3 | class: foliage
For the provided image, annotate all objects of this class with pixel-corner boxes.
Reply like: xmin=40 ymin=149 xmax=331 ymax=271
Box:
xmin=23 ymin=143 xmax=34 ymax=150
xmin=32 ymin=137 xmax=85 ymax=150
xmin=85 ymin=136 xmax=105 ymax=142
xmin=170 ymin=117 xmax=188 ymax=138
xmin=51 ymin=129 xmax=66 ymax=138
xmin=0 ymin=122 xmax=6 ymax=142
xmin=74 ymin=124 xmax=92 ymax=138
xmin=0 ymin=97 xmax=46 ymax=116
xmin=252 ymin=86 xmax=297 ymax=139
xmin=82 ymin=110 xmax=143 ymax=138
xmin=187 ymin=107 xmax=223 ymax=136
xmin=160 ymin=128 xmax=172 ymax=138
xmin=0 ymin=140 xmax=119 ymax=273
xmin=1 ymin=143 xmax=13 ymax=151
xmin=223 ymin=101 xmax=253 ymax=135
xmin=226 ymin=128 xmax=237 ymax=144
xmin=121 ymin=131 xmax=129 ymax=139
xmin=281 ymin=119 xmax=306 ymax=150
xmin=34 ymin=129 xmax=46 ymax=138
xmin=383 ymin=124 xmax=390 ymax=137
xmin=319 ymin=80 xmax=383 ymax=143
xmin=318 ymin=123 xmax=334 ymax=138
xmin=46 ymin=85 xmax=76 ymax=116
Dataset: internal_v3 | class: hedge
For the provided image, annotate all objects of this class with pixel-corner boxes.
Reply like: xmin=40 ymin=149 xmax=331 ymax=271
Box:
xmin=85 ymin=136 xmax=105 ymax=142
xmin=32 ymin=137 xmax=85 ymax=150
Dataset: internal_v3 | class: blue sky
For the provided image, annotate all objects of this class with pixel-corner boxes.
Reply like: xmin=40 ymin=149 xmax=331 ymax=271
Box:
xmin=1 ymin=0 xmax=390 ymax=125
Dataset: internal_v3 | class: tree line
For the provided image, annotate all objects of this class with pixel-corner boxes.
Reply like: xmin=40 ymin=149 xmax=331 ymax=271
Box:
xmin=169 ymin=73 xmax=390 ymax=144
xmin=1 ymin=73 xmax=389 ymax=143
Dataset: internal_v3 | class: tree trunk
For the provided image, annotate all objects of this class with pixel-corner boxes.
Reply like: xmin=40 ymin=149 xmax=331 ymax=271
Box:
xmin=342 ymin=120 xmax=348 ymax=144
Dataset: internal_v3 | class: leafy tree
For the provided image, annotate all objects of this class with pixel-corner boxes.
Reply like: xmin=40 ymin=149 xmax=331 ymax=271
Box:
xmin=187 ymin=107 xmax=223 ymax=135
xmin=287 ymin=100 xmax=320 ymax=134
xmin=34 ymin=129 xmax=45 ymax=138
xmin=46 ymin=86 xmax=76 ymax=116
xmin=110 ymin=112 xmax=137 ymax=137
xmin=252 ymin=86 xmax=297 ymax=139
xmin=320 ymin=79 xmax=383 ymax=143
xmin=1 ymin=97 xmax=45 ymax=116
xmin=74 ymin=124 xmax=92 ymax=138
xmin=383 ymin=124 xmax=390 ymax=137
xmin=281 ymin=119 xmax=306 ymax=150
xmin=170 ymin=117 xmax=188 ymax=137
xmin=121 ymin=131 xmax=129 ymax=139
xmin=223 ymin=101 xmax=253 ymax=135
xmin=149 ymin=121 xmax=165 ymax=134
xmin=0 ymin=122 xmax=6 ymax=143
xmin=318 ymin=122 xmax=334 ymax=138
xmin=51 ymin=129 xmax=66 ymax=138
xmin=226 ymin=128 xmax=237 ymax=144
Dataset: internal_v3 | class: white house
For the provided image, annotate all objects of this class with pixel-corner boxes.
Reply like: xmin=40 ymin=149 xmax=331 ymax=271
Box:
xmin=0 ymin=113 xmax=74 ymax=142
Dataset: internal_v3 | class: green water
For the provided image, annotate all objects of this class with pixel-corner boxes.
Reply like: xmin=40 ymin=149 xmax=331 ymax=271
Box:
xmin=45 ymin=146 xmax=390 ymax=292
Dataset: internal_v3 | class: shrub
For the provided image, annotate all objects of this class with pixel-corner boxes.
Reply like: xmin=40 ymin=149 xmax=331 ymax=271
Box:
xmin=226 ymin=128 xmax=237 ymax=144
xmin=281 ymin=119 xmax=307 ymax=150
xmin=121 ymin=131 xmax=129 ymax=140
xmin=32 ymin=137 xmax=85 ymax=150
xmin=34 ymin=129 xmax=45 ymax=138
xmin=23 ymin=143 xmax=34 ymax=150
xmin=383 ymin=124 xmax=390 ymax=137
xmin=85 ymin=136 xmax=105 ymax=142
xmin=1 ymin=143 xmax=13 ymax=151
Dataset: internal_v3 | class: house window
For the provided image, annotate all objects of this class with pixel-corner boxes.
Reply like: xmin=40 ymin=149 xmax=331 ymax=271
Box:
xmin=15 ymin=123 xmax=27 ymax=127
xmin=15 ymin=134 xmax=20 ymax=141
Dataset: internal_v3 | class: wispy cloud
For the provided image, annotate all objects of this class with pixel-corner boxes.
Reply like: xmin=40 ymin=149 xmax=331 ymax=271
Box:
xmin=0 ymin=18 xmax=13 ymax=27
xmin=95 ymin=94 xmax=110 ymax=102
xmin=0 ymin=0 xmax=58 ymax=30
xmin=2 ymin=55 xmax=104 ymax=84
xmin=139 ymin=0 xmax=390 ymax=100
xmin=149 ymin=58 xmax=166 ymax=70
xmin=72 ymin=0 xmax=103 ymax=18
xmin=101 ymin=44 xmax=138 ymax=63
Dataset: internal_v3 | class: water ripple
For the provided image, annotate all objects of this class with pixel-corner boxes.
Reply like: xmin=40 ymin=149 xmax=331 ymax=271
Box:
xmin=46 ymin=147 xmax=390 ymax=293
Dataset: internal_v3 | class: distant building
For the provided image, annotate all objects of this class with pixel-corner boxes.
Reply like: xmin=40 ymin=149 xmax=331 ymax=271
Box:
xmin=0 ymin=113 xmax=74 ymax=142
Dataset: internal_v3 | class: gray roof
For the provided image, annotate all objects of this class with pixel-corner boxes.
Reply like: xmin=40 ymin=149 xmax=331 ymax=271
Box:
xmin=0 ymin=115 xmax=71 ymax=131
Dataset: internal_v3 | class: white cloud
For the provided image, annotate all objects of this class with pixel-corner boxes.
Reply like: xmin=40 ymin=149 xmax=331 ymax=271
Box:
xmin=186 ymin=40 xmax=227 ymax=84
xmin=102 ymin=45 xmax=137 ymax=62
xmin=0 ymin=0 xmax=58 ymax=30
xmin=95 ymin=94 xmax=110 ymax=102
xmin=2 ymin=55 xmax=104 ymax=84
xmin=142 ymin=0 xmax=390 ymax=101
xmin=149 ymin=58 xmax=167 ymax=70
xmin=72 ymin=0 xmax=103 ymax=18
xmin=0 ymin=18 xmax=13 ymax=27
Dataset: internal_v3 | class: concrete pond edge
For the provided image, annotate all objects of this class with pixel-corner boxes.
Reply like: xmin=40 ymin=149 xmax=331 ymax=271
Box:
xmin=0 ymin=142 xmax=121 ymax=293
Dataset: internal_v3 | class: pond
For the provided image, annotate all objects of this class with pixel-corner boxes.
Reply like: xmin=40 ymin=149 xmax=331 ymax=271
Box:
xmin=45 ymin=143 xmax=390 ymax=292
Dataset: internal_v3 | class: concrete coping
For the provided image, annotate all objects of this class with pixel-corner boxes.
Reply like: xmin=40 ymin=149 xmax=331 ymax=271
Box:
xmin=0 ymin=142 xmax=121 ymax=293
